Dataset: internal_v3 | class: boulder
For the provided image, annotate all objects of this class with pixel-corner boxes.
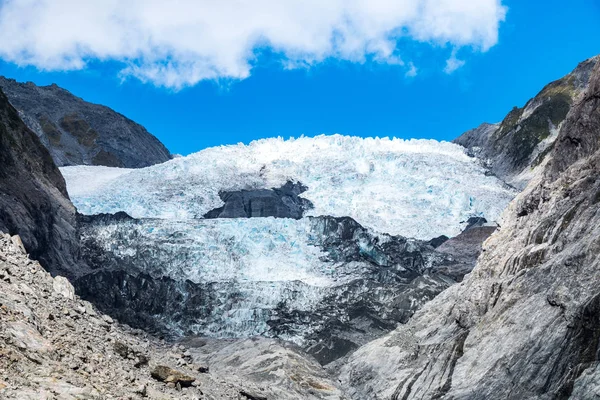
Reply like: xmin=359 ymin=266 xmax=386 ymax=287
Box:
xmin=52 ymin=276 xmax=75 ymax=300
xmin=150 ymin=365 xmax=195 ymax=387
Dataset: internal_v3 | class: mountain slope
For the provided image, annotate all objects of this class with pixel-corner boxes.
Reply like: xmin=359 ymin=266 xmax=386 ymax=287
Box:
xmin=340 ymin=58 xmax=600 ymax=399
xmin=455 ymin=55 xmax=598 ymax=189
xmin=0 ymin=77 xmax=171 ymax=168
xmin=0 ymin=87 xmax=80 ymax=276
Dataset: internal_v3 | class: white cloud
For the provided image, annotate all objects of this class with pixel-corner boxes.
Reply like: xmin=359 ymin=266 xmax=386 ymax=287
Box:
xmin=444 ymin=50 xmax=466 ymax=74
xmin=405 ymin=62 xmax=418 ymax=78
xmin=0 ymin=0 xmax=506 ymax=89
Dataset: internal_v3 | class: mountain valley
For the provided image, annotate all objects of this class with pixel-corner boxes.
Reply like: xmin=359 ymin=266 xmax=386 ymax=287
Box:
xmin=1 ymin=55 xmax=599 ymax=399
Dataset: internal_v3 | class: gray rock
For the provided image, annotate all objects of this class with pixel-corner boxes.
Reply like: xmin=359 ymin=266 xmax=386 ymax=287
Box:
xmin=0 ymin=76 xmax=171 ymax=168
xmin=52 ymin=276 xmax=75 ymax=300
xmin=0 ymin=87 xmax=82 ymax=277
xmin=10 ymin=235 xmax=25 ymax=254
xmin=204 ymin=181 xmax=313 ymax=219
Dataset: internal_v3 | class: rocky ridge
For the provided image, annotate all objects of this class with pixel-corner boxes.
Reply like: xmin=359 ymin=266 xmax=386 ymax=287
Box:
xmin=455 ymin=55 xmax=599 ymax=189
xmin=339 ymin=56 xmax=600 ymax=399
xmin=0 ymin=77 xmax=171 ymax=168
xmin=0 ymin=87 xmax=81 ymax=277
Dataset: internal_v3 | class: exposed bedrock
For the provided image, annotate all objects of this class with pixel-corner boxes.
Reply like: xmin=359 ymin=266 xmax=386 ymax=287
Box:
xmin=204 ymin=181 xmax=313 ymax=219
xmin=0 ymin=88 xmax=82 ymax=277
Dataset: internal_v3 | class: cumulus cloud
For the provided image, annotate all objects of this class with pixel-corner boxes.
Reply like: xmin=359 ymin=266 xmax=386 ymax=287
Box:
xmin=0 ymin=0 xmax=506 ymax=89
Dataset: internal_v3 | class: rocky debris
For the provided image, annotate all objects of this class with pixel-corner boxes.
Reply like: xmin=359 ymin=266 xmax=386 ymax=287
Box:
xmin=52 ymin=276 xmax=75 ymax=300
xmin=187 ymin=337 xmax=348 ymax=400
xmin=454 ymin=55 xmax=599 ymax=189
xmin=339 ymin=58 xmax=600 ymax=399
xmin=0 ymin=76 xmax=171 ymax=168
xmin=204 ymin=181 xmax=313 ymax=219
xmin=9 ymin=235 xmax=25 ymax=254
xmin=0 ymin=87 xmax=82 ymax=277
xmin=0 ymin=232 xmax=247 ymax=399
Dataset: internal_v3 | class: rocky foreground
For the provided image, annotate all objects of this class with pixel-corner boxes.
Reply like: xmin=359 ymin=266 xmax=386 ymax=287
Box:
xmin=0 ymin=233 xmax=252 ymax=399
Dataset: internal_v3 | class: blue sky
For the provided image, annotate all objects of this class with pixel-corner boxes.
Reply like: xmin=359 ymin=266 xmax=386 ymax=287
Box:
xmin=0 ymin=0 xmax=599 ymax=155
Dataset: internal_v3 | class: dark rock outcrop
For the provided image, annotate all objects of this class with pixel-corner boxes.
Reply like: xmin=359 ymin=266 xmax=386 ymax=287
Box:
xmin=204 ymin=181 xmax=313 ymax=219
xmin=340 ymin=57 xmax=600 ymax=400
xmin=0 ymin=77 xmax=171 ymax=168
xmin=0 ymin=88 xmax=81 ymax=276
xmin=454 ymin=55 xmax=599 ymax=188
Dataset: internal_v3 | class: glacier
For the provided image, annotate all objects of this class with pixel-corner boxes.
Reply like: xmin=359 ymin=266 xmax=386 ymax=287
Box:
xmin=63 ymin=135 xmax=515 ymax=363
xmin=75 ymin=214 xmax=459 ymax=363
xmin=61 ymin=134 xmax=515 ymax=239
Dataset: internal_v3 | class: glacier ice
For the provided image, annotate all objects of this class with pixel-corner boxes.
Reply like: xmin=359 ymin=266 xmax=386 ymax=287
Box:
xmin=61 ymin=134 xmax=516 ymax=239
xmin=77 ymin=215 xmax=451 ymax=346
xmin=67 ymin=135 xmax=515 ymax=357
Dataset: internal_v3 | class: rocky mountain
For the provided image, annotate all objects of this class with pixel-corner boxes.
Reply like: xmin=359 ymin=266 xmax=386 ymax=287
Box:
xmin=0 ymin=87 xmax=81 ymax=277
xmin=0 ymin=77 xmax=171 ymax=168
xmin=339 ymin=58 xmax=600 ymax=399
xmin=455 ymin=55 xmax=599 ymax=189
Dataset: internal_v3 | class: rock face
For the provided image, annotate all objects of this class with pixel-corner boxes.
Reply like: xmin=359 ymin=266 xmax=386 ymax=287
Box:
xmin=454 ymin=55 xmax=599 ymax=188
xmin=0 ymin=87 xmax=81 ymax=276
xmin=204 ymin=181 xmax=314 ymax=219
xmin=0 ymin=77 xmax=171 ymax=168
xmin=339 ymin=58 xmax=600 ymax=399
xmin=74 ymin=214 xmax=493 ymax=366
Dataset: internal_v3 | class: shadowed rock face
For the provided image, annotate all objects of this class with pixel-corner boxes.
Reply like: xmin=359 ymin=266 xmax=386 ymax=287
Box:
xmin=0 ymin=88 xmax=81 ymax=277
xmin=340 ymin=58 xmax=600 ymax=400
xmin=0 ymin=77 xmax=171 ymax=168
xmin=204 ymin=181 xmax=313 ymax=219
xmin=454 ymin=56 xmax=599 ymax=189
